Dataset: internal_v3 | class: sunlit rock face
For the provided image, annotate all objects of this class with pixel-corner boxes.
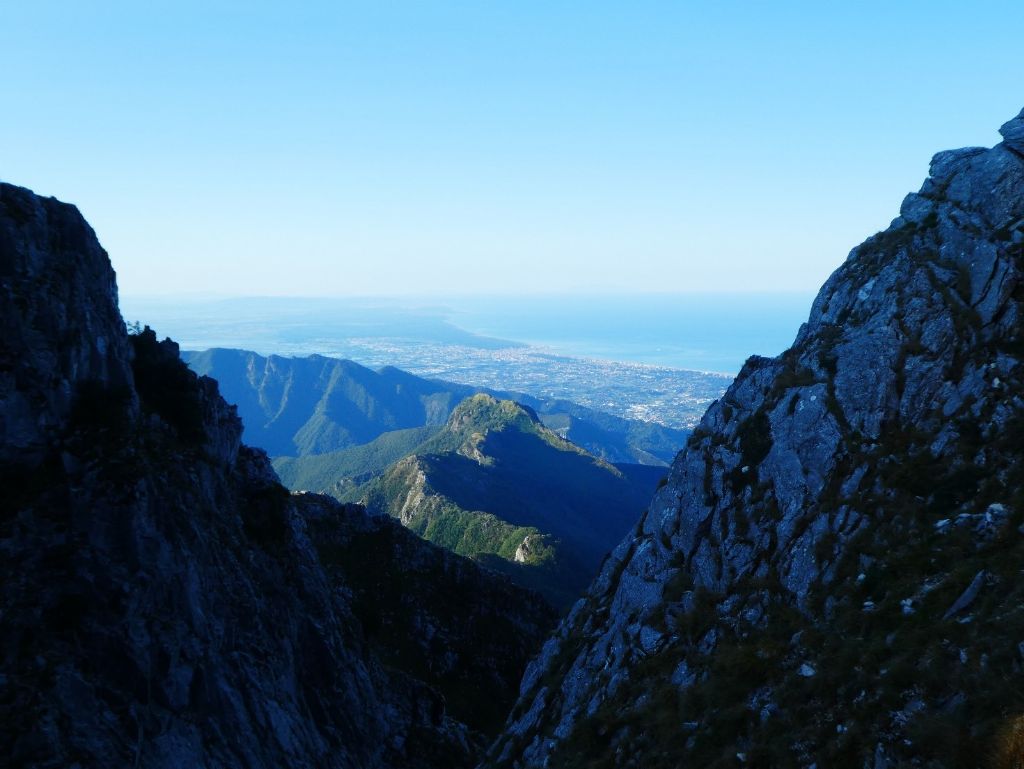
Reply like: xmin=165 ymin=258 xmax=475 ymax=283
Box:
xmin=0 ymin=182 xmax=552 ymax=769
xmin=486 ymin=110 xmax=1024 ymax=768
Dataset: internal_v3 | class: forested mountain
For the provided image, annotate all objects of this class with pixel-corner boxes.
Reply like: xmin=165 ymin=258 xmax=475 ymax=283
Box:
xmin=359 ymin=394 xmax=663 ymax=607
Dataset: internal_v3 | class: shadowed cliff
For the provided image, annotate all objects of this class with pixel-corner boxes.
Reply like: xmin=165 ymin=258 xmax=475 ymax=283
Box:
xmin=0 ymin=182 xmax=553 ymax=769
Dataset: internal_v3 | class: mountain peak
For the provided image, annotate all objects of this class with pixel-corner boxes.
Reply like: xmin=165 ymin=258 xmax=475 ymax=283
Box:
xmin=447 ymin=393 xmax=541 ymax=434
xmin=438 ymin=394 xmax=600 ymax=467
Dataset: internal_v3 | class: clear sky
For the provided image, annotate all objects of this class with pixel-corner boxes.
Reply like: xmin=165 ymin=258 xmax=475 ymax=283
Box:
xmin=1 ymin=1 xmax=1022 ymax=297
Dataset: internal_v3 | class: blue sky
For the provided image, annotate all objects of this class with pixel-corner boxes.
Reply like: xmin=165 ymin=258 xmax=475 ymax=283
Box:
xmin=1 ymin=2 xmax=1022 ymax=296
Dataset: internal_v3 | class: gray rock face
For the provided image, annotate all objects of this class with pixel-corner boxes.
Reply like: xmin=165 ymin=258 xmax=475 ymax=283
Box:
xmin=1001 ymin=107 xmax=1024 ymax=156
xmin=0 ymin=182 xmax=552 ymax=769
xmin=486 ymin=109 xmax=1024 ymax=767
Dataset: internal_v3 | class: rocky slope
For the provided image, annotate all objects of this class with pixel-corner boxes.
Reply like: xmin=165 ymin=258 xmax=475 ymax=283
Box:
xmin=184 ymin=348 xmax=687 ymax=465
xmin=486 ymin=111 xmax=1024 ymax=768
xmin=360 ymin=394 xmax=663 ymax=608
xmin=0 ymin=182 xmax=552 ymax=769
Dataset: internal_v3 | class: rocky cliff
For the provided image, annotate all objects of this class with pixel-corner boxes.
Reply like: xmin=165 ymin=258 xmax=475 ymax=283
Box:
xmin=486 ymin=111 xmax=1024 ymax=768
xmin=0 ymin=182 xmax=552 ymax=769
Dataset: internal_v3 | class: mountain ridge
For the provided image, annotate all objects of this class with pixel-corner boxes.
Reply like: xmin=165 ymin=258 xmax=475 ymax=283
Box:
xmin=184 ymin=347 xmax=688 ymax=466
xmin=360 ymin=393 xmax=662 ymax=608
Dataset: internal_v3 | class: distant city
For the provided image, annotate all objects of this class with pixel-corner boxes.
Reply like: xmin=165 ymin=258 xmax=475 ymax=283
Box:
xmin=308 ymin=338 xmax=730 ymax=429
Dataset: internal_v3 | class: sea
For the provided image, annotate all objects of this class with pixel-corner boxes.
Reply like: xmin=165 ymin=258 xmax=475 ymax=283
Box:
xmin=121 ymin=292 xmax=815 ymax=376
xmin=440 ymin=293 xmax=815 ymax=374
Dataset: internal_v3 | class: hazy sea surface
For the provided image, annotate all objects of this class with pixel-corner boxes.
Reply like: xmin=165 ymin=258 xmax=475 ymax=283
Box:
xmin=439 ymin=293 xmax=814 ymax=374
xmin=123 ymin=292 xmax=813 ymax=374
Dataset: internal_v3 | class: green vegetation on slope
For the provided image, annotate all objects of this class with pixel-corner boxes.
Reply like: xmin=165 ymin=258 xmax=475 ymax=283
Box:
xmin=272 ymin=425 xmax=440 ymax=498
xmin=363 ymin=452 xmax=552 ymax=565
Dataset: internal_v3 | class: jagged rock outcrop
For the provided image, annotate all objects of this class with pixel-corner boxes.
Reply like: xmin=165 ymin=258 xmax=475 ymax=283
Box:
xmin=0 ymin=182 xmax=552 ymax=769
xmin=486 ymin=111 xmax=1024 ymax=767
xmin=1002 ymin=107 xmax=1024 ymax=156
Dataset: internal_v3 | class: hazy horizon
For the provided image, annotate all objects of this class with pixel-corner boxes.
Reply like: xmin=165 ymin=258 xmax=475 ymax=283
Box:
xmin=121 ymin=290 xmax=815 ymax=374
xmin=120 ymin=287 xmax=817 ymax=300
xmin=3 ymin=2 xmax=1023 ymax=299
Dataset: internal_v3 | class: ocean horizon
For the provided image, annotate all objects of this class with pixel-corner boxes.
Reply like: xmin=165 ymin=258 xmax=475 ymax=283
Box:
xmin=121 ymin=291 xmax=816 ymax=375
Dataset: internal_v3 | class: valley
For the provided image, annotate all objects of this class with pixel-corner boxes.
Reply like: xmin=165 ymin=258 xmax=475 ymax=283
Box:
xmin=184 ymin=349 xmax=673 ymax=607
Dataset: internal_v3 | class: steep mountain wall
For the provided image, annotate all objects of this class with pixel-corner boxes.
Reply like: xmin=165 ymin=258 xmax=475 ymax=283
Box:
xmin=0 ymin=182 xmax=552 ymax=769
xmin=487 ymin=110 xmax=1024 ymax=768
